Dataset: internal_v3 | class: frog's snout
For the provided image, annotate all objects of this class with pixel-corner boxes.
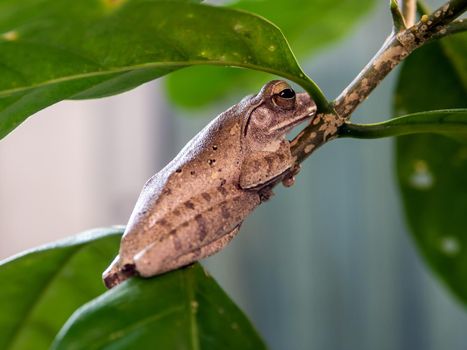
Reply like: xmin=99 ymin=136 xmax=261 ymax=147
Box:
xmin=296 ymin=92 xmax=317 ymax=118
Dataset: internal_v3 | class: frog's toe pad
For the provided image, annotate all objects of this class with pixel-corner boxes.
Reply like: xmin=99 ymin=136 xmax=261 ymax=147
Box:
xmin=103 ymin=263 xmax=137 ymax=289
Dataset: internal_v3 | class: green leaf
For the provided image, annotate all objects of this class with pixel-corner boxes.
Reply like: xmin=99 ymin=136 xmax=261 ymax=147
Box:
xmin=394 ymin=34 xmax=467 ymax=304
xmin=339 ymin=109 xmax=467 ymax=140
xmin=231 ymin=0 xmax=375 ymax=56
xmin=0 ymin=0 xmax=324 ymax=140
xmin=0 ymin=227 xmax=265 ymax=349
xmin=52 ymin=264 xmax=266 ymax=350
xmin=0 ymin=227 xmax=122 ymax=350
xmin=166 ymin=0 xmax=375 ymax=108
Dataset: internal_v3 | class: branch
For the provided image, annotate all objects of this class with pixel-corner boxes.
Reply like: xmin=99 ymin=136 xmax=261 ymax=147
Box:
xmin=289 ymin=0 xmax=467 ymax=165
xmin=333 ymin=0 xmax=466 ymax=119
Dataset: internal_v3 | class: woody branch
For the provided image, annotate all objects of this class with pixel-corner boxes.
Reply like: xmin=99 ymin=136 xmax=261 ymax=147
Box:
xmin=290 ymin=0 xmax=467 ymax=164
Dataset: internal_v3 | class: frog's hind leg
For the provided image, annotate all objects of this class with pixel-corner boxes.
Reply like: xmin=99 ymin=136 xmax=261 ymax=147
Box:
xmin=135 ymin=226 xmax=240 ymax=277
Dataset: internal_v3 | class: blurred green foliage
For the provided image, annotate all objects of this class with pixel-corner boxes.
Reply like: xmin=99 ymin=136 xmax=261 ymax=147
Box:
xmin=395 ymin=34 xmax=467 ymax=304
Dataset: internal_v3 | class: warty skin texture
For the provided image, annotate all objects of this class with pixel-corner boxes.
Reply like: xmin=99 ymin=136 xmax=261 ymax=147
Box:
xmin=103 ymin=80 xmax=316 ymax=288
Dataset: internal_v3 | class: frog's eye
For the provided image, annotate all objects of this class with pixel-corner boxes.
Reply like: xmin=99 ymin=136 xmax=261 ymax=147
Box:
xmin=279 ymin=88 xmax=295 ymax=99
xmin=273 ymin=87 xmax=296 ymax=109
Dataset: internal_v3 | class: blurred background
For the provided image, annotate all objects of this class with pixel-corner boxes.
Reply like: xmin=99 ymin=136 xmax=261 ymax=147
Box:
xmin=1 ymin=1 xmax=466 ymax=350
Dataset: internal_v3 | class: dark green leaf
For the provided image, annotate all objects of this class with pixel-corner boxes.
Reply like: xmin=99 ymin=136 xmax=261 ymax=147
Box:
xmin=394 ymin=34 xmax=467 ymax=304
xmin=441 ymin=34 xmax=467 ymax=89
xmin=0 ymin=0 xmax=320 ymax=140
xmin=52 ymin=264 xmax=267 ymax=350
xmin=166 ymin=0 xmax=375 ymax=108
xmin=0 ymin=227 xmax=122 ymax=350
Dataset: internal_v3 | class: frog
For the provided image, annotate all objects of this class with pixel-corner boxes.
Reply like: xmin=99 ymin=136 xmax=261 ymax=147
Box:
xmin=103 ymin=80 xmax=316 ymax=289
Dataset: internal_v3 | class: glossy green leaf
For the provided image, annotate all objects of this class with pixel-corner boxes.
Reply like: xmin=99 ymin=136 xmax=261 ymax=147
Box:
xmin=52 ymin=263 xmax=267 ymax=350
xmin=339 ymin=109 xmax=467 ymax=140
xmin=394 ymin=34 xmax=467 ymax=304
xmin=0 ymin=227 xmax=123 ymax=350
xmin=230 ymin=0 xmax=375 ymax=56
xmin=0 ymin=0 xmax=322 ymax=140
xmin=166 ymin=0 xmax=375 ymax=108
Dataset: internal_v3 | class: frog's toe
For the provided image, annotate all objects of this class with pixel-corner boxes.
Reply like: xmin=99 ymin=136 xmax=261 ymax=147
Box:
xmin=103 ymin=264 xmax=137 ymax=289
xmin=103 ymin=255 xmax=137 ymax=289
xmin=103 ymin=271 xmax=121 ymax=289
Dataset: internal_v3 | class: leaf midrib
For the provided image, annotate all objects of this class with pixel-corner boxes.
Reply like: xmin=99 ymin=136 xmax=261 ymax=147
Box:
xmin=183 ymin=269 xmax=200 ymax=350
xmin=0 ymin=60 xmax=303 ymax=99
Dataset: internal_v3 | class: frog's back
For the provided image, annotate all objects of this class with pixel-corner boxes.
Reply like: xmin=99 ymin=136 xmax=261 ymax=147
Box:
xmin=118 ymin=104 xmax=252 ymax=260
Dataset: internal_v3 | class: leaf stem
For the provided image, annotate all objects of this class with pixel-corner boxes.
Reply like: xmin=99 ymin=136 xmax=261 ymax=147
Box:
xmin=337 ymin=110 xmax=467 ymax=139
xmin=430 ymin=18 xmax=467 ymax=41
xmin=292 ymin=71 xmax=333 ymax=114
xmin=333 ymin=0 xmax=467 ymax=120
xmin=402 ymin=0 xmax=417 ymax=27
xmin=391 ymin=0 xmax=408 ymax=31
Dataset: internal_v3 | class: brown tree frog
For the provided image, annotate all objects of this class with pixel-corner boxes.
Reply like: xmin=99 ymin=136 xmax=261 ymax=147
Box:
xmin=103 ymin=80 xmax=316 ymax=288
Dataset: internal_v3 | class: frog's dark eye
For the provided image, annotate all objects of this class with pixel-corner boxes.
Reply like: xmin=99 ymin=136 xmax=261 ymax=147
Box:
xmin=273 ymin=87 xmax=296 ymax=109
xmin=279 ymin=88 xmax=295 ymax=99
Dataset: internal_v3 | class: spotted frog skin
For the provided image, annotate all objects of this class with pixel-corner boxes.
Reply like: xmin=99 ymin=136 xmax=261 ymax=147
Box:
xmin=103 ymin=80 xmax=316 ymax=288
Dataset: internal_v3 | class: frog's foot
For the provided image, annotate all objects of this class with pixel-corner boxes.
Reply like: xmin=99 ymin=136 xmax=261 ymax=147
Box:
xmin=135 ymin=226 xmax=240 ymax=277
xmin=282 ymin=164 xmax=301 ymax=187
xmin=258 ymin=186 xmax=274 ymax=202
xmin=103 ymin=256 xmax=137 ymax=289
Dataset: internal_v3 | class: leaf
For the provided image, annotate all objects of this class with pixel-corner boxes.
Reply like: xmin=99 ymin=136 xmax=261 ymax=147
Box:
xmin=0 ymin=0 xmax=319 ymax=140
xmin=166 ymin=0 xmax=375 ymax=108
xmin=0 ymin=227 xmax=265 ymax=349
xmin=339 ymin=109 xmax=467 ymax=140
xmin=230 ymin=0 xmax=375 ymax=56
xmin=0 ymin=227 xmax=123 ymax=350
xmin=52 ymin=264 xmax=267 ymax=350
xmin=394 ymin=34 xmax=467 ymax=304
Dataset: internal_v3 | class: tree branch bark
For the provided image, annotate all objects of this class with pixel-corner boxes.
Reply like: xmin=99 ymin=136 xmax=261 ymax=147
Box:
xmin=289 ymin=0 xmax=467 ymax=165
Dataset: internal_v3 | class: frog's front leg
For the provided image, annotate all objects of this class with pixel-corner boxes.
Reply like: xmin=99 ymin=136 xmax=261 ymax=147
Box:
xmin=282 ymin=164 xmax=301 ymax=187
xmin=240 ymin=140 xmax=293 ymax=190
xmin=135 ymin=226 xmax=241 ymax=277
